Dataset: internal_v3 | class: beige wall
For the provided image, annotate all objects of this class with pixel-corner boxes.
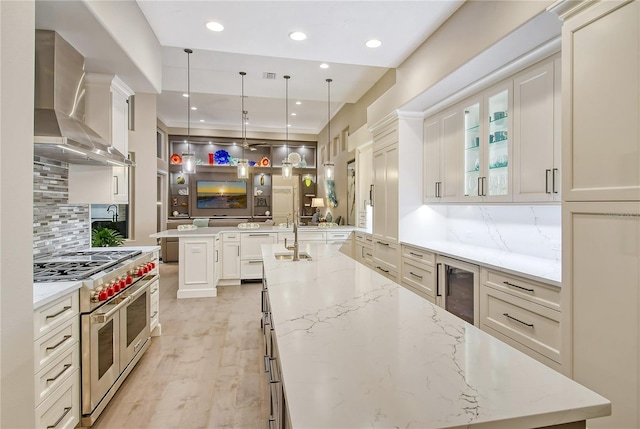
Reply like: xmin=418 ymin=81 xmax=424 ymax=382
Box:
xmin=128 ymin=93 xmax=159 ymax=246
xmin=0 ymin=0 xmax=36 ymax=426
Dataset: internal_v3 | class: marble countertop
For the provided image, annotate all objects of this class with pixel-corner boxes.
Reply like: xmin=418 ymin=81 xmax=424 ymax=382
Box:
xmin=261 ymin=243 xmax=609 ymax=429
xmin=33 ymin=281 xmax=82 ymax=310
xmin=150 ymin=225 xmax=355 ymax=238
xmin=404 ymin=240 xmax=561 ymax=286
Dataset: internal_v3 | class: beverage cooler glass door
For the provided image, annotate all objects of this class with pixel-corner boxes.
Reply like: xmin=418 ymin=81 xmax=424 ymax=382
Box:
xmin=437 ymin=257 xmax=480 ymax=326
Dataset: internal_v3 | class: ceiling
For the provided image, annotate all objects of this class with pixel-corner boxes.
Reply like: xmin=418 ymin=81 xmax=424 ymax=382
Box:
xmin=36 ymin=1 xmax=466 ymax=135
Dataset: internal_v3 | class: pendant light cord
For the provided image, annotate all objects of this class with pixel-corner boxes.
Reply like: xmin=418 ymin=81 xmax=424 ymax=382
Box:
xmin=326 ymin=78 xmax=332 ymax=157
xmin=185 ymin=48 xmax=193 ymax=154
xmin=240 ymin=71 xmax=246 ymax=160
xmin=284 ymin=75 xmax=290 ymax=158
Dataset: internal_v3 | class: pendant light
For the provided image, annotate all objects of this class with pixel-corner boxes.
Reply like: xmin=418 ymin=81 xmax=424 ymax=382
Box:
xmin=237 ymin=71 xmax=249 ymax=179
xmin=182 ymin=48 xmax=196 ymax=174
xmin=323 ymin=78 xmax=335 ymax=180
xmin=281 ymin=75 xmax=293 ymax=179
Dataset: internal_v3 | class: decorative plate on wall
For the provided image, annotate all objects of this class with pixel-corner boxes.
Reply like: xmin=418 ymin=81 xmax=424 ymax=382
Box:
xmin=214 ymin=149 xmax=230 ymax=165
xmin=170 ymin=154 xmax=182 ymax=164
xmin=288 ymin=152 xmax=301 ymax=166
xmin=260 ymin=157 xmax=270 ymax=167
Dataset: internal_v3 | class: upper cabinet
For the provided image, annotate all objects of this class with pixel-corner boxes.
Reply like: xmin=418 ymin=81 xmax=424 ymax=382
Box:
xmin=423 ymin=54 xmax=561 ymax=205
xmin=562 ymin=0 xmax=640 ymax=202
xmin=513 ymin=57 xmax=561 ymax=202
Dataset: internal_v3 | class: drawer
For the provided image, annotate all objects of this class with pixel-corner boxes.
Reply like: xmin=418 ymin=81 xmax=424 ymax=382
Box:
xmin=34 ymin=292 xmax=79 ymax=340
xmin=222 ymin=232 xmax=240 ymax=242
xmin=241 ymin=259 xmax=264 ymax=280
xmin=278 ymin=231 xmax=326 ymax=242
xmin=326 ymin=231 xmax=352 ymax=241
xmin=480 ymin=286 xmax=561 ymax=363
xmin=35 ymin=369 xmax=80 ymax=429
xmin=482 ymin=269 xmax=560 ymax=311
xmin=354 ymin=232 xmax=369 ymax=243
xmin=401 ymin=260 xmax=435 ymax=298
xmin=372 ymin=262 xmax=398 ymax=282
xmin=34 ymin=346 xmax=79 ymax=407
xmin=241 ymin=233 xmax=277 ymax=259
xmin=402 ymin=282 xmax=436 ymax=304
xmin=401 ymin=245 xmax=435 ymax=266
xmin=372 ymin=239 xmax=399 ymax=271
xmin=34 ymin=317 xmax=79 ymax=373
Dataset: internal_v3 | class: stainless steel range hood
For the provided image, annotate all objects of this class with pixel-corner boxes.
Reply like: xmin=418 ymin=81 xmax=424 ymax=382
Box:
xmin=34 ymin=30 xmax=134 ymax=167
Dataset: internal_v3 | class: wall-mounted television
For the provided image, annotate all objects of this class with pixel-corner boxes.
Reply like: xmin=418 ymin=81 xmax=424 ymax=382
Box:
xmin=196 ymin=180 xmax=247 ymax=209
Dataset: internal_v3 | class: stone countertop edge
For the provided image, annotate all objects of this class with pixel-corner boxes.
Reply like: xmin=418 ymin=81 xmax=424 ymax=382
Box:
xmin=150 ymin=225 xmax=358 ymax=238
xmin=33 ymin=281 xmax=82 ymax=310
xmin=260 ymin=243 xmax=610 ymax=429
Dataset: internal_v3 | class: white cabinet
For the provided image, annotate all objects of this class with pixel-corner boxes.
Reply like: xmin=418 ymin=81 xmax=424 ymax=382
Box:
xmin=214 ymin=235 xmax=221 ymax=287
xmin=68 ymin=74 xmax=133 ymax=204
xmin=513 ymin=56 xmax=561 ymax=202
xmin=423 ymin=106 xmax=461 ymax=202
xmin=149 ymin=279 xmax=160 ymax=336
xmin=354 ymin=232 xmax=373 ymax=267
xmin=400 ymin=245 xmax=436 ymax=303
xmin=563 ymin=201 xmax=640 ymax=428
xmin=178 ymin=236 xmax=216 ymax=298
xmin=356 ymin=144 xmax=373 ymax=229
xmin=221 ymin=233 xmax=241 ymax=283
xmin=562 ymin=0 xmax=640 ymax=202
xmin=33 ymin=291 xmax=80 ymax=429
xmin=240 ymin=233 xmax=277 ymax=280
xmin=372 ymin=238 xmax=399 ymax=281
xmin=277 ymin=230 xmax=325 ymax=245
xmin=480 ymin=268 xmax=562 ymax=371
xmin=372 ymin=122 xmax=399 ymax=242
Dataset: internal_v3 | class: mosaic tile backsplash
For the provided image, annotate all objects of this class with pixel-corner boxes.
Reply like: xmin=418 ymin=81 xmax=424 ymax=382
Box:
xmin=34 ymin=156 xmax=90 ymax=257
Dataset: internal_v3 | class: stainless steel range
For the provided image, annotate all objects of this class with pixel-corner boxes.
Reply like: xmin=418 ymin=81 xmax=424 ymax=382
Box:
xmin=34 ymin=248 xmax=160 ymax=427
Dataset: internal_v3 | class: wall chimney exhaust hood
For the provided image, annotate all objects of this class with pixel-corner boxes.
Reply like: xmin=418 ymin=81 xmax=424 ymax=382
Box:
xmin=34 ymin=30 xmax=134 ymax=167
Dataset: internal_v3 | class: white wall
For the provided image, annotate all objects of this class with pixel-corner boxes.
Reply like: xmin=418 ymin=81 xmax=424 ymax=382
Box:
xmin=0 ymin=0 xmax=36 ymax=426
xmin=128 ymin=93 xmax=159 ymax=246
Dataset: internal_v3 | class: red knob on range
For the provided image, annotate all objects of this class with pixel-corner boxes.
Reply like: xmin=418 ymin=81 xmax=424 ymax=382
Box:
xmin=137 ymin=267 xmax=144 ymax=277
xmin=113 ymin=282 xmax=121 ymax=293
xmin=126 ymin=272 xmax=133 ymax=284
xmin=98 ymin=290 xmax=108 ymax=301
xmin=107 ymin=285 xmax=115 ymax=296
xmin=143 ymin=264 xmax=149 ymax=274
xmin=119 ymin=279 xmax=126 ymax=289
xmin=150 ymin=262 xmax=155 ymax=269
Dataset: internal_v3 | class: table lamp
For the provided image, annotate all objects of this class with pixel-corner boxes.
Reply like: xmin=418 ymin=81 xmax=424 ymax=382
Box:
xmin=311 ymin=198 xmax=325 ymax=222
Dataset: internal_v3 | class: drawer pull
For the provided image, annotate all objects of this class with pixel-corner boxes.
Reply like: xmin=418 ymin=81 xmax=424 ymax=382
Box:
xmin=376 ymin=266 xmax=389 ymax=273
xmin=409 ymin=271 xmax=423 ymax=280
xmin=46 ymin=335 xmax=72 ymax=352
xmin=503 ymin=313 xmax=534 ymax=328
xmin=47 ymin=406 xmax=72 ymax=428
xmin=248 ymin=260 xmax=263 ymax=264
xmin=151 ymin=311 xmax=159 ymax=319
xmin=409 ymin=252 xmax=423 ymax=258
xmin=376 ymin=241 xmax=389 ymax=246
xmin=45 ymin=306 xmax=71 ymax=320
xmin=365 ymin=252 xmax=372 ymax=257
xmin=249 ymin=233 xmax=270 ymax=237
xmin=46 ymin=364 xmax=72 ymax=384
xmin=503 ymin=281 xmax=534 ymax=293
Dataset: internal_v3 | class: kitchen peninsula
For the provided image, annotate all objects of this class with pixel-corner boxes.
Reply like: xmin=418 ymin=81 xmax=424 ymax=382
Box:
xmin=261 ymin=243 xmax=610 ymax=429
xmin=151 ymin=224 xmax=354 ymax=298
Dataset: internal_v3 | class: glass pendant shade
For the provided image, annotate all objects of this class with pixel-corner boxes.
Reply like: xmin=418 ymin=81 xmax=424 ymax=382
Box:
xmin=182 ymin=152 xmax=196 ymax=174
xmin=281 ymin=160 xmax=293 ymax=179
xmin=324 ymin=161 xmax=335 ymax=180
xmin=237 ymin=158 xmax=249 ymax=179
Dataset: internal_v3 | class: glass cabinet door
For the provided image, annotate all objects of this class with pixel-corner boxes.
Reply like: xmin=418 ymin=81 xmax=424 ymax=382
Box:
xmin=463 ymin=101 xmax=481 ymax=197
xmin=486 ymin=89 xmax=509 ymax=196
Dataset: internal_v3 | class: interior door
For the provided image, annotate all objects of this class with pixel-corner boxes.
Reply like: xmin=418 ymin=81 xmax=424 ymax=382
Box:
xmin=272 ymin=186 xmax=293 ymax=224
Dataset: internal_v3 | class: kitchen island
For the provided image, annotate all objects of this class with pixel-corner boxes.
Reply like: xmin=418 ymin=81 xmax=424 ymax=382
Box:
xmin=261 ymin=243 xmax=609 ymax=429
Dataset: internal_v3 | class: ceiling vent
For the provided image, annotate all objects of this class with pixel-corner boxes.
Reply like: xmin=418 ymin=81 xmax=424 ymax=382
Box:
xmin=263 ymin=72 xmax=277 ymax=80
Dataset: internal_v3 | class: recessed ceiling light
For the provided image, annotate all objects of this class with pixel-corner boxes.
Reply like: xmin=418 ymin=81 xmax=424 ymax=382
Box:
xmin=289 ymin=31 xmax=307 ymax=41
xmin=320 ymin=63 xmax=329 ymax=69
xmin=206 ymin=21 xmax=224 ymax=32
xmin=287 ymin=124 xmax=292 ymax=127
xmin=182 ymin=93 xmax=189 ymax=98
xmin=296 ymin=101 xmax=302 ymax=105
xmin=365 ymin=39 xmax=382 ymax=48
xmin=191 ymin=106 xmax=197 ymax=110
xmin=291 ymin=113 xmax=297 ymax=116
xmin=200 ymin=119 xmax=205 ymax=122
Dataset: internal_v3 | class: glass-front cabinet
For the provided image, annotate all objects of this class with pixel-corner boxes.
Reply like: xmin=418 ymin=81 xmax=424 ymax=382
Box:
xmin=461 ymin=82 xmax=512 ymax=202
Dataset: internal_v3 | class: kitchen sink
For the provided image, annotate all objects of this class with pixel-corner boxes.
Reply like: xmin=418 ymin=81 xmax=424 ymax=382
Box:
xmin=274 ymin=252 xmax=312 ymax=261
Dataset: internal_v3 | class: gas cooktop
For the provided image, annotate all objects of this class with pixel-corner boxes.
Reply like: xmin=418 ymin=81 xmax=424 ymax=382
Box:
xmin=33 ymin=249 xmax=142 ymax=282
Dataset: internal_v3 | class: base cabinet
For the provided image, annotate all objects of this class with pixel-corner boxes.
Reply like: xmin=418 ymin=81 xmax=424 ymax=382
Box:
xmin=221 ymin=233 xmax=241 ymax=283
xmin=241 ymin=233 xmax=277 ymax=280
xmin=33 ymin=292 xmax=80 ymax=429
xmin=400 ymin=245 xmax=436 ymax=301
xmin=178 ymin=236 xmax=216 ymax=298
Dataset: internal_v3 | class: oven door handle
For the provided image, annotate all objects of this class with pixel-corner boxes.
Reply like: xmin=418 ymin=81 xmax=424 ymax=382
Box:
xmin=127 ymin=279 xmax=154 ymax=301
xmin=92 ymin=297 xmax=130 ymax=324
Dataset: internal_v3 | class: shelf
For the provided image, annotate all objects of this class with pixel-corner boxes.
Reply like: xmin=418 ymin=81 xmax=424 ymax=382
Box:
xmin=465 ymin=124 xmax=480 ymax=131
xmin=489 ymin=164 xmax=508 ymax=170
xmin=465 ymin=145 xmax=480 ymax=150
xmin=489 ymin=137 xmax=508 ymax=144
xmin=489 ymin=113 xmax=508 ymax=123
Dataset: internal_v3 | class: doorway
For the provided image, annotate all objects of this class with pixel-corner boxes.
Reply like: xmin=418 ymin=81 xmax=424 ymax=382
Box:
xmin=272 ymin=186 xmax=293 ymax=225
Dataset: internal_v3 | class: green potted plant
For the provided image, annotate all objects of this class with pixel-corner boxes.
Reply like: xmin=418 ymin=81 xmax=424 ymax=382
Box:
xmin=91 ymin=226 xmax=125 ymax=247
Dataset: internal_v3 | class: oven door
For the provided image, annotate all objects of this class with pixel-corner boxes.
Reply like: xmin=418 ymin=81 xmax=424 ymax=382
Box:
xmin=81 ymin=297 xmax=127 ymax=414
xmin=119 ymin=275 xmax=154 ymax=369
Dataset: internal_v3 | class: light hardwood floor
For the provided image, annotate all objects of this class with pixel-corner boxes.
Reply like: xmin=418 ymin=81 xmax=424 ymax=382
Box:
xmin=91 ymin=263 xmax=270 ymax=429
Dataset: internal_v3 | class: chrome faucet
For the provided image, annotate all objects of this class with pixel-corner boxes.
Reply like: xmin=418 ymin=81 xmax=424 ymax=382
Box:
xmin=292 ymin=215 xmax=299 ymax=261
xmin=106 ymin=204 xmax=118 ymax=222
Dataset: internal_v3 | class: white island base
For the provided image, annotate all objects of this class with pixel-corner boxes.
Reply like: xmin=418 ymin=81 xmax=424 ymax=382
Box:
xmin=177 ymin=236 xmax=217 ymax=298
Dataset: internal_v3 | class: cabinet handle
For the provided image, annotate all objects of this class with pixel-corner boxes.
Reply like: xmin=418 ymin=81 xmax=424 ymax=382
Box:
xmin=434 ymin=182 xmax=438 ymax=198
xmin=215 ymin=250 xmax=218 ymax=262
xmin=552 ymin=168 xmax=559 ymax=194
xmin=376 ymin=241 xmax=389 ymax=246
xmin=365 ymin=252 xmax=372 ymax=257
xmin=483 ymin=177 xmax=488 ymax=196
xmin=409 ymin=251 xmax=423 ymax=258
xmin=370 ymin=184 xmax=374 ymax=206
xmin=477 ymin=177 xmax=482 ymax=197
xmin=237 ymin=247 xmax=240 ymax=257
xmin=47 ymin=407 xmax=72 ymax=429
xmin=409 ymin=271 xmax=423 ymax=280
xmin=503 ymin=313 xmax=534 ymax=328
xmin=545 ymin=169 xmax=552 ymax=194
xmin=113 ymin=175 xmax=118 ymax=195
xmin=46 ymin=335 xmax=72 ymax=352
xmin=263 ymin=355 xmax=270 ymax=373
xmin=249 ymin=233 xmax=270 ymax=237
xmin=436 ymin=263 xmax=441 ymax=297
xmin=248 ymin=260 xmax=263 ymax=264
xmin=376 ymin=266 xmax=389 ymax=273
xmin=361 ymin=247 xmax=365 ymax=258
xmin=46 ymin=364 xmax=72 ymax=384
xmin=503 ymin=281 xmax=534 ymax=293
xmin=46 ymin=306 xmax=71 ymax=320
